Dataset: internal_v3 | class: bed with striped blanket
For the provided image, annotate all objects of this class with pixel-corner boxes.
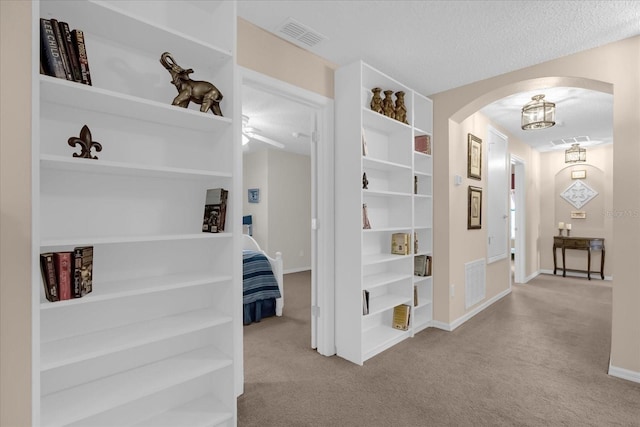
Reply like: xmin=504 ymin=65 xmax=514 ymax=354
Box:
xmin=242 ymin=235 xmax=283 ymax=325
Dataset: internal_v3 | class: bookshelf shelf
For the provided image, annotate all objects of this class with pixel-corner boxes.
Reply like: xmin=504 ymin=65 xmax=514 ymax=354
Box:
xmin=40 ymin=232 xmax=230 ymax=248
xmin=41 ymin=308 xmax=232 ymax=371
xmin=41 ymin=155 xmax=232 ymax=180
xmin=336 ymin=61 xmax=433 ymax=365
xmin=40 ymin=76 xmax=232 ymax=133
xmin=134 ymin=394 xmax=233 ymax=427
xmin=40 ymin=346 xmax=232 ymax=427
xmin=33 ymin=1 xmax=239 ymax=425
xmin=39 ymin=273 xmax=231 ymax=309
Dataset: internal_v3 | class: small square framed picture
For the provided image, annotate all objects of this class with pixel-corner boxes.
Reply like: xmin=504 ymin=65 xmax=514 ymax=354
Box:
xmin=248 ymin=188 xmax=260 ymax=203
xmin=571 ymin=170 xmax=587 ymax=179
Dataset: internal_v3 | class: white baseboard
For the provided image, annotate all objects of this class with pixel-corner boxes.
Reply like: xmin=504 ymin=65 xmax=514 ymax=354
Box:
xmin=522 ymin=270 xmax=540 ymax=283
xmin=539 ymin=269 xmax=612 ymax=281
xmin=430 ymin=320 xmax=452 ymax=332
xmin=608 ymin=364 xmax=640 ymax=384
xmin=284 ymin=267 xmax=311 ymax=275
xmin=430 ymin=288 xmax=512 ymax=332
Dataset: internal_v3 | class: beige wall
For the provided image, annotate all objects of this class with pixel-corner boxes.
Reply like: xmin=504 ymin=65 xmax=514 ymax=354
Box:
xmin=237 ymin=18 xmax=336 ymax=99
xmin=243 ymin=149 xmax=312 ymax=272
xmin=431 ymin=36 xmax=640 ymax=374
xmin=1 ymin=1 xmax=33 ymax=425
xmin=267 ymin=150 xmax=312 ymax=272
xmin=243 ymin=149 xmax=270 ymax=248
xmin=539 ymin=145 xmax=613 ymax=276
xmin=447 ymin=112 xmax=511 ymax=321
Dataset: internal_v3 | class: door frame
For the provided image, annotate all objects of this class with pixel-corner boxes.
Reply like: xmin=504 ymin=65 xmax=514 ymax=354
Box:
xmin=510 ymin=154 xmax=526 ymax=283
xmin=239 ymin=67 xmax=335 ymax=357
xmin=486 ymin=126 xmax=510 ymax=264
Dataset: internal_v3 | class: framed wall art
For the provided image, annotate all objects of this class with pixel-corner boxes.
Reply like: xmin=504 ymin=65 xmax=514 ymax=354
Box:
xmin=467 ymin=133 xmax=482 ymax=180
xmin=468 ymin=186 xmax=482 ymax=229
xmin=571 ymin=169 xmax=587 ymax=179
xmin=248 ymin=188 xmax=260 ymax=203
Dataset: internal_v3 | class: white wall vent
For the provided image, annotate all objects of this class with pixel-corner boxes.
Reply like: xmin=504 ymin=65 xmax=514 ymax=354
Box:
xmin=275 ymin=18 xmax=327 ymax=49
xmin=550 ymin=136 xmax=590 ymax=146
xmin=465 ymin=259 xmax=486 ymax=309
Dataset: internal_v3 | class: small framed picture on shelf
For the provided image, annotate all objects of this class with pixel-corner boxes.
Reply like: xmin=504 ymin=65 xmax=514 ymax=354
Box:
xmin=248 ymin=188 xmax=260 ymax=203
xmin=414 ymin=134 xmax=431 ymax=155
xmin=468 ymin=186 xmax=482 ymax=229
xmin=467 ymin=133 xmax=482 ymax=180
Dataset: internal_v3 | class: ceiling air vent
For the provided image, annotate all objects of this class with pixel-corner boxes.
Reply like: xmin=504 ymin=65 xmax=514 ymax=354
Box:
xmin=550 ymin=136 xmax=590 ymax=146
xmin=275 ymin=18 xmax=327 ymax=49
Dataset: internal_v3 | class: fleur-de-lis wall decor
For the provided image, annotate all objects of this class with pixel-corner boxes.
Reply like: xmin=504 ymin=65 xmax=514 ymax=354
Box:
xmin=68 ymin=125 xmax=102 ymax=159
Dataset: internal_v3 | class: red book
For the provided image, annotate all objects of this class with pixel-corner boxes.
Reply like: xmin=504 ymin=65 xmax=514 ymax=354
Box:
xmin=53 ymin=252 xmax=73 ymax=300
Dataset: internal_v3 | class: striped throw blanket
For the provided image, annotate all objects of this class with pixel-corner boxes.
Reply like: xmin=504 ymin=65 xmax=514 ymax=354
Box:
xmin=242 ymin=250 xmax=281 ymax=304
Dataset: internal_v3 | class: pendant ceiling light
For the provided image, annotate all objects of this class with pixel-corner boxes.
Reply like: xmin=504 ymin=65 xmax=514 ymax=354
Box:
xmin=565 ymin=143 xmax=586 ymax=163
xmin=521 ymin=94 xmax=556 ymax=130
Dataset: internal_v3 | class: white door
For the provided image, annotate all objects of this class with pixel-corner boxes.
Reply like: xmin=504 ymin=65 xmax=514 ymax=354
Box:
xmin=487 ymin=127 xmax=509 ymax=263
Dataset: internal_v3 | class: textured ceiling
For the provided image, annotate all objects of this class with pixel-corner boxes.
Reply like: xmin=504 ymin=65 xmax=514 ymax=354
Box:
xmin=238 ymin=1 xmax=639 ymax=154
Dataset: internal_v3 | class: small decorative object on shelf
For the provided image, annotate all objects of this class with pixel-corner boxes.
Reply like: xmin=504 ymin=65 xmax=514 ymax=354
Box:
xmin=414 ymin=134 xmax=431 ymax=155
xmin=362 ymin=290 xmax=370 ymax=315
xmin=566 ymin=223 xmax=572 ymax=237
xmin=558 ymin=222 xmax=565 ymax=236
xmin=392 ymin=304 xmax=411 ymax=331
xmin=414 ymin=255 xmax=432 ymax=277
xmin=414 ymin=232 xmax=418 ymax=253
xmin=203 ymin=188 xmax=228 ymax=233
xmin=414 ymin=175 xmax=418 ymax=194
xmin=394 ymin=91 xmax=409 ymax=124
xmin=362 ymin=203 xmax=371 ymax=229
xmin=160 ymin=52 xmax=224 ymax=116
xmin=370 ymin=87 xmax=383 ymax=113
xmin=362 ymin=128 xmax=369 ymax=156
xmin=68 ymin=125 xmax=102 ymax=159
xmin=382 ymin=90 xmax=395 ymax=118
xmin=391 ymin=233 xmax=410 ymax=255
xmin=363 ymin=172 xmax=369 ymax=189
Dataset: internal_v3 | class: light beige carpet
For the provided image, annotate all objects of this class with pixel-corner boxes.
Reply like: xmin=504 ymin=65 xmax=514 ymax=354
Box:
xmin=238 ymin=272 xmax=640 ymax=426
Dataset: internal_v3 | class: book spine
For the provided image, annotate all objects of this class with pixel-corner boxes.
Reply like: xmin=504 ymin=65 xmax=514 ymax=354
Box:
xmin=71 ymin=29 xmax=92 ymax=85
xmin=40 ymin=253 xmax=59 ymax=302
xmin=219 ymin=189 xmax=228 ymax=232
xmin=75 ymin=246 xmax=94 ymax=297
xmin=49 ymin=19 xmax=73 ymax=80
xmin=40 ymin=18 xmax=66 ymax=79
xmin=53 ymin=252 xmax=72 ymax=300
xmin=73 ymin=247 xmax=83 ymax=298
xmin=59 ymin=21 xmax=82 ymax=82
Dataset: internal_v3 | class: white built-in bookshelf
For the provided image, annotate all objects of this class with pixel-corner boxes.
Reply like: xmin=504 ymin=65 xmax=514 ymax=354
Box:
xmin=33 ymin=1 xmax=239 ymax=425
xmin=335 ymin=61 xmax=433 ymax=365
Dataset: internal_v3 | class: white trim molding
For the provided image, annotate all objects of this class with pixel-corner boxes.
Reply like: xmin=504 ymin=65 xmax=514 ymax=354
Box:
xmin=431 ymin=288 xmax=512 ymax=332
xmin=609 ymin=364 xmax=640 ymax=384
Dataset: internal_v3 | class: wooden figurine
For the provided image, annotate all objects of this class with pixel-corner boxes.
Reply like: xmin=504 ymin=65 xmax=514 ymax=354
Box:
xmin=160 ymin=52 xmax=224 ymax=116
xmin=382 ymin=90 xmax=395 ymax=118
xmin=370 ymin=87 xmax=383 ymax=113
xmin=394 ymin=91 xmax=409 ymax=124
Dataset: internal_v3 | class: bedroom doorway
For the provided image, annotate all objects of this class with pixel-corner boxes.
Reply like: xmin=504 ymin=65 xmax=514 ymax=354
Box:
xmin=240 ymin=67 xmax=335 ymax=357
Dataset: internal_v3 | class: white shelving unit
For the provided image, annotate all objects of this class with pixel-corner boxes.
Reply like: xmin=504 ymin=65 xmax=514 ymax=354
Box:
xmin=335 ymin=61 xmax=433 ymax=365
xmin=32 ymin=1 xmax=239 ymax=425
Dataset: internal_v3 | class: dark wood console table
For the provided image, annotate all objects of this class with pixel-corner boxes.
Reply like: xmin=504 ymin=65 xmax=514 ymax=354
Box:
xmin=553 ymin=236 xmax=605 ymax=280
